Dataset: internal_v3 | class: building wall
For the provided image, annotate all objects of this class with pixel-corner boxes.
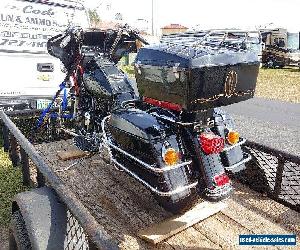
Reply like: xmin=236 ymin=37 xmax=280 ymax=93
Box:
xmin=161 ymin=28 xmax=188 ymax=35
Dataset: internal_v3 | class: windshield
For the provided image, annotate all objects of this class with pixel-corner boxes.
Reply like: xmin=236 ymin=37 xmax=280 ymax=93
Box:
xmin=0 ymin=0 xmax=90 ymax=54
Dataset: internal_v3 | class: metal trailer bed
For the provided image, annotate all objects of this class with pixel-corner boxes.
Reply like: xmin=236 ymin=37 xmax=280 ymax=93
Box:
xmin=0 ymin=110 xmax=299 ymax=249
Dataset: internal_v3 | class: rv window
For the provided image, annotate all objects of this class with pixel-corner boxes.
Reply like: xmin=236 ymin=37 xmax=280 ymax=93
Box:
xmin=274 ymin=38 xmax=285 ymax=48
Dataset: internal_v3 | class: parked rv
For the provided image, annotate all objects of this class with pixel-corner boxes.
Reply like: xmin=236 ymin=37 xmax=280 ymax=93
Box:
xmin=260 ymin=28 xmax=300 ymax=68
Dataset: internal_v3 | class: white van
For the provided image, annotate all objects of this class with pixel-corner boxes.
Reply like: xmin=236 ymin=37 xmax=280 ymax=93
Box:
xmin=0 ymin=0 xmax=90 ymax=110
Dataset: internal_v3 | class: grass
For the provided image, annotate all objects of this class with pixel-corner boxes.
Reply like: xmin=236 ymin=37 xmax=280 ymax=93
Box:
xmin=121 ymin=64 xmax=300 ymax=104
xmin=0 ymin=66 xmax=299 ymax=228
xmin=120 ymin=65 xmax=135 ymax=77
xmin=255 ymin=68 xmax=300 ymax=103
xmin=0 ymin=131 xmax=27 ymax=226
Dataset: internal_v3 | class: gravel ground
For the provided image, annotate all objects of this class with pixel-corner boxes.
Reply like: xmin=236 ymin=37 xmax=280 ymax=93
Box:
xmin=224 ymin=97 xmax=300 ymax=156
xmin=0 ymin=228 xmax=8 ymax=250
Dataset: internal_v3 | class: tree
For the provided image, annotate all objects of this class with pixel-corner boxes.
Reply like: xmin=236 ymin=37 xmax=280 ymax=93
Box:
xmin=88 ymin=9 xmax=101 ymax=28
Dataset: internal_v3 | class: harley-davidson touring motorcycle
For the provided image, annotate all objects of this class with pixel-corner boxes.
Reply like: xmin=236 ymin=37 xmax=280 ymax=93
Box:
xmin=43 ymin=26 xmax=260 ymax=213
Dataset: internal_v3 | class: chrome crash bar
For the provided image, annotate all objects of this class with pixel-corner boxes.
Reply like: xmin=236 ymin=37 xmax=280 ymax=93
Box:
xmin=224 ymin=153 xmax=252 ymax=171
xmin=223 ymin=138 xmax=247 ymax=152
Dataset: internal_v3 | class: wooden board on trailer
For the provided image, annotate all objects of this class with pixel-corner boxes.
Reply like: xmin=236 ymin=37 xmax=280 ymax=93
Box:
xmin=57 ymin=149 xmax=89 ymax=161
xmin=138 ymin=201 xmax=227 ymax=244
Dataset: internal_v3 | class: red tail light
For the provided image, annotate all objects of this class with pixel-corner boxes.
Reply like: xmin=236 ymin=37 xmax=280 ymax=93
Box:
xmin=199 ymin=132 xmax=224 ymax=154
xmin=143 ymin=97 xmax=182 ymax=112
xmin=214 ymin=173 xmax=230 ymax=187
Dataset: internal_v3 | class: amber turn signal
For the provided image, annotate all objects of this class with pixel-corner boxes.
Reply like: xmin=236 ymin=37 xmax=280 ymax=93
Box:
xmin=227 ymin=131 xmax=240 ymax=145
xmin=163 ymin=148 xmax=179 ymax=166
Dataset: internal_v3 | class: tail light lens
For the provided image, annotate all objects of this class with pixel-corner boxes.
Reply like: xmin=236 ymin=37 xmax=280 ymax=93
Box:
xmin=199 ymin=132 xmax=224 ymax=154
xmin=214 ymin=173 xmax=230 ymax=187
xmin=143 ymin=97 xmax=182 ymax=112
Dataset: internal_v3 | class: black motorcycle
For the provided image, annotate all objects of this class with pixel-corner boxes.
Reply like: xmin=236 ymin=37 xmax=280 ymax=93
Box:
xmin=44 ymin=26 xmax=259 ymax=213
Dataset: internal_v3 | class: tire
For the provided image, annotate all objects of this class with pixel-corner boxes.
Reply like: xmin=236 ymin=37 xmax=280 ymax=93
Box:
xmin=267 ymin=59 xmax=274 ymax=68
xmin=155 ymin=188 xmax=199 ymax=214
xmin=9 ymin=210 xmax=32 ymax=250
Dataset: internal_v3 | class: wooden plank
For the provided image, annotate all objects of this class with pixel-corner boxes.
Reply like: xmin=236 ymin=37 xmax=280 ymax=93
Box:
xmin=222 ymin=197 xmax=293 ymax=235
xmin=166 ymin=226 xmax=221 ymax=249
xmin=57 ymin=149 xmax=89 ymax=161
xmin=138 ymin=201 xmax=227 ymax=244
xmin=39 ymin=140 xmax=217 ymax=249
xmin=222 ymin=182 xmax=300 ymax=236
xmin=193 ymin=212 xmax=254 ymax=249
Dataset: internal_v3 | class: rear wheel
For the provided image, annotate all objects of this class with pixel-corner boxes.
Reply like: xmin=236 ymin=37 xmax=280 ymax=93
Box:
xmin=155 ymin=188 xmax=199 ymax=214
xmin=9 ymin=210 xmax=32 ymax=250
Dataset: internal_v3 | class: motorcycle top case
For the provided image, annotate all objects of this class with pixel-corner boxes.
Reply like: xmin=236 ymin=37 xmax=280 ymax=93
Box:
xmin=134 ymin=43 xmax=260 ymax=112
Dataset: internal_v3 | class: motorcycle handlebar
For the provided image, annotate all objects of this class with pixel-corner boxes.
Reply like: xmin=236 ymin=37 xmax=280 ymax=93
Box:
xmin=133 ymin=32 xmax=149 ymax=45
xmin=129 ymin=30 xmax=149 ymax=45
xmin=119 ymin=24 xmax=149 ymax=45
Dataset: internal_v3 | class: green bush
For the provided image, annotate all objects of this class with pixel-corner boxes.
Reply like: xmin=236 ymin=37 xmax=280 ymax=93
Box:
xmin=121 ymin=65 xmax=135 ymax=76
xmin=0 ymin=130 xmax=27 ymax=226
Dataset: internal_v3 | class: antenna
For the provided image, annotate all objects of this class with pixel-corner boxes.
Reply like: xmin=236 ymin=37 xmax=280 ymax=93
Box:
xmin=151 ymin=0 xmax=154 ymax=35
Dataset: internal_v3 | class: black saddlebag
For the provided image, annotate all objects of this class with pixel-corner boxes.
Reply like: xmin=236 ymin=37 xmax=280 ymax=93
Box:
xmin=107 ymin=109 xmax=198 ymax=211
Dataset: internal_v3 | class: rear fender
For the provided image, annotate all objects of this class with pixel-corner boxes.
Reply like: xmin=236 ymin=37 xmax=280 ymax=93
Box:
xmin=12 ymin=187 xmax=69 ymax=250
xmin=191 ymin=134 xmax=226 ymax=188
xmin=183 ymin=129 xmax=233 ymax=200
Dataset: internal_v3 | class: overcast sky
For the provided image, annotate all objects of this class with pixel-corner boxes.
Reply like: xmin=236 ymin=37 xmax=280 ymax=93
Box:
xmin=84 ymin=0 xmax=300 ymax=33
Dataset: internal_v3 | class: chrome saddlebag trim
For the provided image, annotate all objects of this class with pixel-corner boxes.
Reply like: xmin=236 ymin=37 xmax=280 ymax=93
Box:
xmin=105 ymin=140 xmax=192 ymax=173
xmin=224 ymin=152 xmax=252 ymax=171
xmin=222 ymin=138 xmax=246 ymax=152
xmin=101 ymin=115 xmax=192 ymax=174
xmin=112 ymin=158 xmax=198 ymax=196
xmin=101 ymin=115 xmax=198 ymax=196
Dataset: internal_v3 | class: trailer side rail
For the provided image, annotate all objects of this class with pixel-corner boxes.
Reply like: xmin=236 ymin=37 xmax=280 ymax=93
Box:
xmin=0 ymin=110 xmax=118 ymax=250
xmin=242 ymin=141 xmax=300 ymax=212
